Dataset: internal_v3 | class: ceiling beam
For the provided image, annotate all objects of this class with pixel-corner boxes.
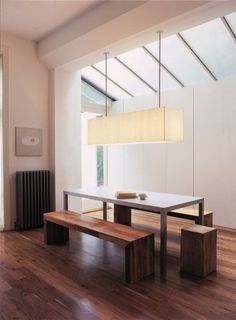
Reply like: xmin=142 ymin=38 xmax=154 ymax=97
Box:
xmin=142 ymin=46 xmax=185 ymax=88
xmin=177 ymin=33 xmax=217 ymax=81
xmin=221 ymin=16 xmax=236 ymax=43
xmin=114 ymin=57 xmax=157 ymax=93
xmin=38 ymin=1 xmax=221 ymax=70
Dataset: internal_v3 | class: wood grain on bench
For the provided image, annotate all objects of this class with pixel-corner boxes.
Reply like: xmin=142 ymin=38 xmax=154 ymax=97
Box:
xmin=44 ymin=211 xmax=154 ymax=283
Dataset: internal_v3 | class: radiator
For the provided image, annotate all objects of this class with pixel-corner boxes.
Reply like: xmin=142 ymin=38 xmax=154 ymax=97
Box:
xmin=16 ymin=170 xmax=51 ymax=230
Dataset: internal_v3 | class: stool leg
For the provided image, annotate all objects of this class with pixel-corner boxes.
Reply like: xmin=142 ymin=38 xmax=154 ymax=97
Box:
xmin=44 ymin=221 xmax=69 ymax=245
xmin=125 ymin=234 xmax=154 ymax=283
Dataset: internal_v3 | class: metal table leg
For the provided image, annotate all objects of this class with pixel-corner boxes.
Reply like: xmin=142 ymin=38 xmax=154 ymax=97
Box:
xmin=63 ymin=192 xmax=68 ymax=210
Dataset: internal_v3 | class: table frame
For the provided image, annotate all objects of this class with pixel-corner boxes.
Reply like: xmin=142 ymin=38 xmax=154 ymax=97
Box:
xmin=63 ymin=189 xmax=204 ymax=275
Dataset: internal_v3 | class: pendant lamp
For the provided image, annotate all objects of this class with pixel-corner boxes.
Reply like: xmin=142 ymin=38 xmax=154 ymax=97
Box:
xmin=88 ymin=33 xmax=184 ymax=145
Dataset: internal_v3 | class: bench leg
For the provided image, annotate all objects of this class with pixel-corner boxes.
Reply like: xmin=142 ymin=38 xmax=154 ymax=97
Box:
xmin=114 ymin=204 xmax=131 ymax=226
xmin=204 ymin=213 xmax=213 ymax=227
xmin=196 ymin=213 xmax=213 ymax=227
xmin=44 ymin=221 xmax=69 ymax=245
xmin=103 ymin=202 xmax=107 ymax=220
xmin=125 ymin=234 xmax=154 ymax=283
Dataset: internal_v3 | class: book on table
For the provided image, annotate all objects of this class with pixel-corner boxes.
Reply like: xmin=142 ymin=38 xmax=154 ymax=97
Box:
xmin=115 ymin=191 xmax=137 ymax=199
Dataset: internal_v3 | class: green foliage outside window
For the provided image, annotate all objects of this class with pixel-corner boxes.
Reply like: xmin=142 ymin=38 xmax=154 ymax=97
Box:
xmin=96 ymin=146 xmax=104 ymax=186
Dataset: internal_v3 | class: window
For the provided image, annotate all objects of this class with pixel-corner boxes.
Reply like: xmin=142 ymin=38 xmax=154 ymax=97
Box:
xmin=96 ymin=145 xmax=104 ymax=186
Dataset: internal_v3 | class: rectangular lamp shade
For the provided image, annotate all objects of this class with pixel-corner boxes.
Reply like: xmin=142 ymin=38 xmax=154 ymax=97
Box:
xmin=88 ymin=107 xmax=184 ymax=145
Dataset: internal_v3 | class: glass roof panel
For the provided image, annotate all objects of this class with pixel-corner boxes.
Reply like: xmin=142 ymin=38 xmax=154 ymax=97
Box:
xmin=225 ymin=11 xmax=236 ymax=35
xmin=94 ymin=58 xmax=154 ymax=96
xmin=146 ymin=35 xmax=212 ymax=86
xmin=181 ymin=18 xmax=236 ymax=79
xmin=117 ymin=47 xmax=179 ymax=91
xmin=81 ymin=81 xmax=112 ymax=105
xmin=82 ymin=11 xmax=236 ymax=101
xmin=81 ymin=66 xmax=130 ymax=100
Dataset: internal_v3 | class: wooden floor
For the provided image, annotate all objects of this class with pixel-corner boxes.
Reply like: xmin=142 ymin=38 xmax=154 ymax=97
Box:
xmin=0 ymin=210 xmax=236 ymax=320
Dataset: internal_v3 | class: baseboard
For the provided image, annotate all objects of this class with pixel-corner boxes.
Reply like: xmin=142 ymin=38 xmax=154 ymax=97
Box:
xmin=214 ymin=225 xmax=236 ymax=232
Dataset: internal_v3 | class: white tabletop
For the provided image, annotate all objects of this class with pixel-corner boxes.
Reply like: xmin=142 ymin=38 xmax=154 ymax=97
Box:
xmin=64 ymin=186 xmax=203 ymax=213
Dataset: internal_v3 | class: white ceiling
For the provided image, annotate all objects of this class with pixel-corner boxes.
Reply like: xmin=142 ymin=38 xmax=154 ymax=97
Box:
xmin=1 ymin=0 xmax=104 ymax=41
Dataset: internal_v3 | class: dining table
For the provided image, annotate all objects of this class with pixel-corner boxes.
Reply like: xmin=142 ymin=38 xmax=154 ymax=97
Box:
xmin=63 ymin=186 xmax=204 ymax=274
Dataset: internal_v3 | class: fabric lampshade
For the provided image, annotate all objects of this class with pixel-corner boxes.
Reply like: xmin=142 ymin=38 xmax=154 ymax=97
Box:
xmin=88 ymin=107 xmax=184 ymax=145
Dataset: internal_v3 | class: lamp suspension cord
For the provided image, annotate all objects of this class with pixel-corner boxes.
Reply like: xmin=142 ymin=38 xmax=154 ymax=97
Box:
xmin=104 ymin=52 xmax=108 ymax=117
xmin=158 ymin=31 xmax=161 ymax=109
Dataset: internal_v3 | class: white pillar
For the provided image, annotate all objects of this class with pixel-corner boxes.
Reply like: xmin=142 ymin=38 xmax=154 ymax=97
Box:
xmin=50 ymin=69 xmax=82 ymax=211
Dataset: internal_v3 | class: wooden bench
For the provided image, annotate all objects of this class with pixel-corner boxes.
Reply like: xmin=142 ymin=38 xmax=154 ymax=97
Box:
xmin=44 ymin=211 xmax=154 ymax=283
xmin=169 ymin=207 xmax=213 ymax=227
xmin=114 ymin=204 xmax=213 ymax=227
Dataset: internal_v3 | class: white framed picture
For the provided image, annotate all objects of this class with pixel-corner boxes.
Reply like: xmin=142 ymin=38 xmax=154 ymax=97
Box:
xmin=15 ymin=127 xmax=42 ymax=156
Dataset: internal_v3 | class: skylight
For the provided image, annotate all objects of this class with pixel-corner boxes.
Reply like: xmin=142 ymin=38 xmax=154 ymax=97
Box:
xmin=81 ymin=10 xmax=236 ymax=101
xmin=181 ymin=18 xmax=236 ymax=79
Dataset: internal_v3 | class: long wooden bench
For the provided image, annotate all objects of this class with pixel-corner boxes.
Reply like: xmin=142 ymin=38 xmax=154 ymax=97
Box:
xmin=44 ymin=211 xmax=154 ymax=283
xmin=169 ymin=207 xmax=213 ymax=227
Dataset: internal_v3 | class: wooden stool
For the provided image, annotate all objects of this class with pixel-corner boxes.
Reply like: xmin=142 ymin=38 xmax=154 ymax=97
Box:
xmin=180 ymin=224 xmax=217 ymax=277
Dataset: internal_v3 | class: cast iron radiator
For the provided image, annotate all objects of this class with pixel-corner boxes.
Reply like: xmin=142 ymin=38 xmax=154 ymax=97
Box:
xmin=15 ymin=170 xmax=50 ymax=230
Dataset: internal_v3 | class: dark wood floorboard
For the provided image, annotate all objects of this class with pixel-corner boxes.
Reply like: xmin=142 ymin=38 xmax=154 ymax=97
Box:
xmin=0 ymin=210 xmax=235 ymax=320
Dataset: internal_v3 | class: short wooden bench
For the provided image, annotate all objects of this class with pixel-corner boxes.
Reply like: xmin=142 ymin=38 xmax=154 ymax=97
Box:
xmin=114 ymin=204 xmax=213 ymax=227
xmin=169 ymin=207 xmax=213 ymax=227
xmin=44 ymin=211 xmax=154 ymax=283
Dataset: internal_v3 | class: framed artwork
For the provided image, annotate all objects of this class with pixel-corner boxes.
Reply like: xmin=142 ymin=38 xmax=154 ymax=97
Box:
xmin=15 ymin=127 xmax=42 ymax=156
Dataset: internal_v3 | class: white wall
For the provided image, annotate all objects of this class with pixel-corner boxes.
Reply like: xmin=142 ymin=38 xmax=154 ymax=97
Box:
xmin=0 ymin=57 xmax=3 ymax=228
xmin=194 ymin=79 xmax=236 ymax=229
xmin=108 ymin=90 xmax=194 ymax=193
xmin=50 ymin=69 xmax=82 ymax=212
xmin=81 ymin=112 xmax=97 ymax=188
xmin=108 ymin=76 xmax=236 ymax=229
xmin=2 ymin=33 xmax=49 ymax=230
